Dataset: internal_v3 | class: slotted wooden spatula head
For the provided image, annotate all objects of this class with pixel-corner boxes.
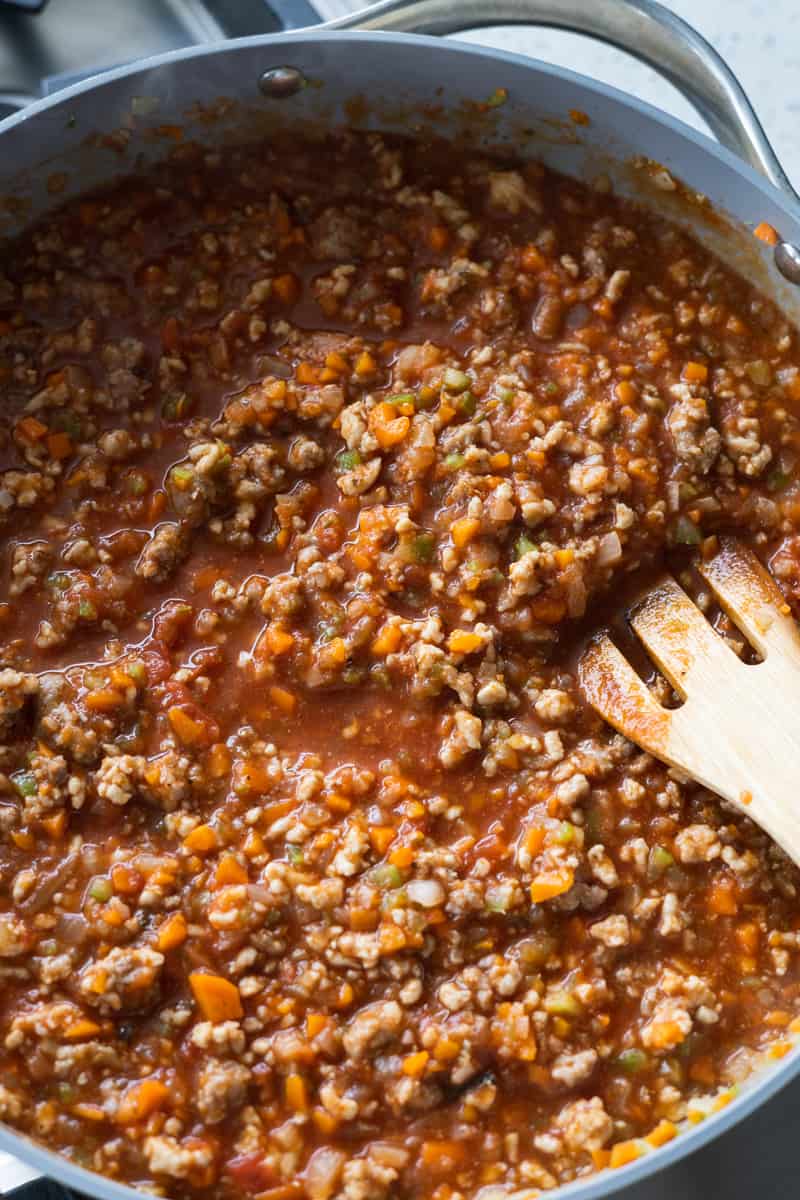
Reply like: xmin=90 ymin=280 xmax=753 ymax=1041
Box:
xmin=578 ymin=538 xmax=800 ymax=864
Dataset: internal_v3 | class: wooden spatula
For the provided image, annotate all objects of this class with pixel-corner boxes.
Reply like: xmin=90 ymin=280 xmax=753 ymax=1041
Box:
xmin=578 ymin=538 xmax=800 ymax=863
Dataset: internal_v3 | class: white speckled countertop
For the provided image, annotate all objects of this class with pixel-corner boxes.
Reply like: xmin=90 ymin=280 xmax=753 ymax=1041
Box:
xmin=317 ymin=0 xmax=800 ymax=189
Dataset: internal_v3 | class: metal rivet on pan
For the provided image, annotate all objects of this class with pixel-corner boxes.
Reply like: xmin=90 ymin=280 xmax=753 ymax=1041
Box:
xmin=775 ymin=242 xmax=800 ymax=285
xmin=258 ymin=67 xmax=306 ymax=99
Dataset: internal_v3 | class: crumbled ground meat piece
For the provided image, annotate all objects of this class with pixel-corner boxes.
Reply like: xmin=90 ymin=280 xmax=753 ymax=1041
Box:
xmin=79 ymin=946 xmax=163 ymax=1014
xmin=136 ymin=521 xmax=190 ymax=582
xmin=341 ymin=1001 xmax=403 ymax=1059
xmin=555 ymin=1097 xmax=613 ymax=1152
xmin=144 ymin=1135 xmax=215 ymax=1181
xmin=675 ymin=824 xmax=721 ymax=863
xmin=195 ymin=1058 xmax=251 ymax=1123
xmin=666 ymin=385 xmax=721 ymax=474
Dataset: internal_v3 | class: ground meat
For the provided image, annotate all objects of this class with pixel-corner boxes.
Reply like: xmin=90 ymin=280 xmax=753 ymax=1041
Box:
xmin=78 ymin=946 xmax=164 ymax=1014
xmin=144 ymin=1135 xmax=215 ymax=1181
xmin=674 ymin=823 xmax=721 ymax=863
xmin=195 ymin=1058 xmax=251 ymax=1123
xmin=0 ymin=126 xmax=798 ymax=1200
xmin=341 ymin=1001 xmax=403 ymax=1059
xmin=555 ymin=1097 xmax=613 ymax=1153
xmin=136 ymin=521 xmax=190 ymax=582
xmin=666 ymin=385 xmax=721 ymax=474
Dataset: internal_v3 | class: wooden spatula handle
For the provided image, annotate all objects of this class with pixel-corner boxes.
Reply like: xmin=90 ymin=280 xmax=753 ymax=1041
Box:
xmin=580 ymin=541 xmax=800 ymax=867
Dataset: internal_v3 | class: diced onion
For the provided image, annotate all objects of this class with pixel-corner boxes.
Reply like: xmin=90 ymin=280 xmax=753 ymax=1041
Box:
xmin=406 ymin=879 xmax=445 ymax=907
xmin=596 ymin=531 xmax=622 ymax=566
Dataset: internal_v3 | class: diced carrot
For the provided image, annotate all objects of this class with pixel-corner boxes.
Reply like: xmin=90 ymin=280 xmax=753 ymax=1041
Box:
xmin=64 ymin=1018 xmax=102 ymax=1039
xmin=529 ymin=593 xmax=567 ymax=624
xmin=334 ymin=982 xmax=354 ymax=1009
xmin=369 ymin=826 xmax=396 ymax=855
xmin=355 ymin=351 xmax=376 ymax=377
xmin=168 ymin=705 xmax=216 ymax=748
xmin=350 ymin=907 xmax=379 ymax=932
xmin=235 ymin=759 xmax=277 ymax=795
xmin=389 ymin=845 xmax=414 ymax=869
xmin=645 ymin=1119 xmax=677 ymax=1148
xmin=326 ymin=791 xmax=351 ymax=813
xmin=708 ymin=878 xmax=738 ymax=915
xmin=157 ymin=911 xmax=188 ymax=951
xmin=489 ymin=451 xmax=510 ymax=469
xmin=117 ymin=1078 xmax=170 ymax=1124
xmin=765 ymin=1010 xmax=791 ymax=1028
xmin=208 ymin=742 xmax=231 ymax=779
xmin=296 ymin=362 xmax=321 ymax=384
xmin=447 ymin=630 xmax=483 ymax=654
xmin=451 ymin=517 xmax=481 ymax=548
xmin=530 ymin=867 xmax=574 ymax=903
xmin=433 ymin=1036 xmax=461 ymax=1062
xmin=402 ymin=1050 xmax=429 ymax=1077
xmin=420 ymin=1140 xmax=467 ymax=1172
xmin=102 ymin=907 xmax=125 ymax=928
xmin=609 ymin=1140 xmax=642 ymax=1169
xmin=379 ymin=925 xmax=407 ymax=954
xmin=189 ymin=972 xmax=243 ymax=1021
xmin=522 ymin=826 xmax=546 ymax=856
xmin=73 ymin=1103 xmax=106 ymax=1121
xmin=112 ymin=863 xmax=142 ymax=895
xmin=183 ymin=824 xmax=218 ymax=854
xmin=265 ymin=625 xmax=295 ymax=656
xmin=649 ymin=1019 xmax=689 ymax=1051
xmin=682 ymin=361 xmax=708 ymax=384
xmin=591 ymin=1149 xmax=611 ymax=1169
xmin=371 ymin=623 xmax=402 ymax=657
xmin=84 ymin=688 xmax=124 ymax=713
xmin=244 ymin=830 xmax=266 ymax=858
xmin=269 ymin=685 xmax=297 ymax=714
xmin=16 ymin=415 xmax=48 ymax=442
xmin=369 ymin=400 xmax=411 ymax=449
xmin=11 ymin=830 xmax=34 ymax=850
xmin=47 ymin=431 xmax=73 ymax=460
xmin=768 ymin=1040 xmax=793 ymax=1059
xmin=555 ymin=548 xmax=574 ymax=567
xmin=312 ymin=1108 xmax=338 ymax=1135
xmin=85 ymin=968 xmax=108 ymax=995
xmin=215 ymin=855 xmax=248 ymax=887
xmin=42 ymin=811 xmax=67 ymax=839
xmin=285 ymin=1073 xmax=308 ymax=1112
xmin=325 ymin=351 xmax=349 ymax=375
xmin=754 ymin=221 xmax=779 ymax=245
xmin=306 ymin=1013 xmax=329 ymax=1039
xmin=323 ymin=636 xmax=348 ymax=665
xmin=615 ymin=380 xmax=637 ymax=404
xmin=149 ymin=489 xmax=167 ymax=521
xmin=272 ymin=273 xmax=299 ymax=304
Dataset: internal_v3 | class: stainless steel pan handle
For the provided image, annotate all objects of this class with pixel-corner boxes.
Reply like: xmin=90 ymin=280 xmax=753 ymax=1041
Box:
xmin=331 ymin=0 xmax=799 ymax=208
